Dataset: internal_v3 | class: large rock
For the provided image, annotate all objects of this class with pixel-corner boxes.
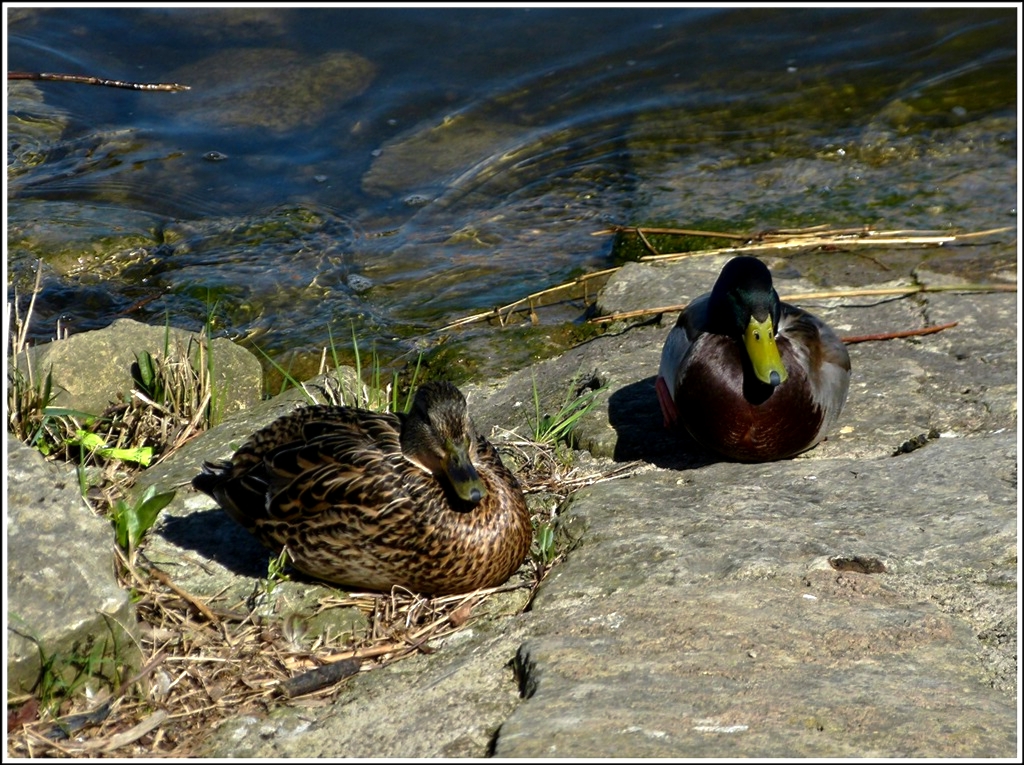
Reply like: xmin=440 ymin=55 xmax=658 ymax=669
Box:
xmin=168 ymin=48 xmax=375 ymax=133
xmin=5 ymin=316 xmax=262 ymax=701
xmin=12 ymin=317 xmax=262 ymax=418
xmin=6 ymin=435 xmax=140 ymax=695
xmin=204 ymin=616 xmax=531 ymax=758
xmin=463 ymin=258 xmax=1017 ymax=468
xmin=493 ymin=433 xmax=1017 ymax=757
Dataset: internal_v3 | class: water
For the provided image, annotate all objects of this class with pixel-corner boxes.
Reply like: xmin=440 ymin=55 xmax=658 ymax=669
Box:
xmin=6 ymin=6 xmax=1018 ymax=384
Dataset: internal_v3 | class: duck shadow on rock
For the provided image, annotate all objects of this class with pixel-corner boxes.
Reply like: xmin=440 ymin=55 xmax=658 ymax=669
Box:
xmin=607 ymin=376 xmax=718 ymax=471
xmin=157 ymin=505 xmax=272 ymax=581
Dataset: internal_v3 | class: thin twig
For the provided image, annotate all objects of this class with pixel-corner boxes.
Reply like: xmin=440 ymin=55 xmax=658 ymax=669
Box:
xmin=435 ymin=267 xmax=619 ymax=332
xmin=841 ymin=321 xmax=959 ymax=344
xmin=594 ymin=223 xmax=1015 ymax=263
xmin=71 ymin=710 xmax=169 ymax=753
xmin=591 ymin=224 xmax=751 ymax=240
xmin=8 ymin=71 xmax=190 ymax=91
xmin=146 ymin=567 xmax=221 ymax=627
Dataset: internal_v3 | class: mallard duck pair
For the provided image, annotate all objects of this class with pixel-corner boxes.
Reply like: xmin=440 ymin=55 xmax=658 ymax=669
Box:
xmin=193 ymin=381 xmax=532 ymax=596
xmin=656 ymin=255 xmax=851 ymax=462
xmin=195 ymin=257 xmax=848 ymax=595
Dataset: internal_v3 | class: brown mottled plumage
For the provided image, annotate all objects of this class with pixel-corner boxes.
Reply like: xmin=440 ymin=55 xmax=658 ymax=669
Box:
xmin=192 ymin=381 xmax=532 ymax=595
xmin=656 ymin=256 xmax=851 ymax=462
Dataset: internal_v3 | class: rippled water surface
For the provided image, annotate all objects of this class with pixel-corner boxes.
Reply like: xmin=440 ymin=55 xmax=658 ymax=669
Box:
xmin=6 ymin=6 xmax=1018 ymax=383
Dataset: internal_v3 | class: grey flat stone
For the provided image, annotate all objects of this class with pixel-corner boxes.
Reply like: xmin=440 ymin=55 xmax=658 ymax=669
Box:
xmin=6 ymin=435 xmax=139 ymax=695
xmin=494 ymin=434 xmax=1017 ymax=758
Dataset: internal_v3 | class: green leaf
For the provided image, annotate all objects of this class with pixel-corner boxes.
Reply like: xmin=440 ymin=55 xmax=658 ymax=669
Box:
xmin=135 ymin=350 xmax=157 ymax=391
xmin=72 ymin=430 xmax=108 ymax=451
xmin=103 ymin=445 xmax=153 ymax=467
xmin=113 ymin=486 xmax=176 ymax=552
xmin=133 ymin=488 xmax=175 ymax=542
xmin=67 ymin=430 xmax=153 ymax=466
xmin=536 ymin=522 xmax=555 ymax=564
xmin=41 ymin=367 xmax=54 ymax=408
xmin=113 ymin=501 xmax=131 ymax=551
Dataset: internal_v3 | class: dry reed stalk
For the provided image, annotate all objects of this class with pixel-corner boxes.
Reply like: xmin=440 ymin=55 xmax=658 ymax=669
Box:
xmin=435 ymin=267 xmax=619 ymax=332
xmin=593 ymin=223 xmax=1015 ymax=262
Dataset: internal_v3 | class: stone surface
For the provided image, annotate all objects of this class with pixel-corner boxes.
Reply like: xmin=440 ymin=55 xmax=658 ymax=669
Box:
xmin=362 ymin=116 xmax=525 ymax=198
xmin=168 ymin=48 xmax=375 ymax=133
xmin=6 ymin=435 xmax=139 ymax=695
xmin=461 ymin=261 xmax=1016 ymax=469
xmin=493 ymin=435 xmax=1017 ymax=757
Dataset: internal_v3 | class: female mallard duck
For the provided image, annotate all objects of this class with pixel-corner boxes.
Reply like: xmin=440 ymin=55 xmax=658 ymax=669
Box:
xmin=655 ymin=255 xmax=851 ymax=462
xmin=192 ymin=381 xmax=532 ymax=596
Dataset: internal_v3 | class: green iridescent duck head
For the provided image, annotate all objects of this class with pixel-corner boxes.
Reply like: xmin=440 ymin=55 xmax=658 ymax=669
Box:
xmin=706 ymin=256 xmax=789 ymax=388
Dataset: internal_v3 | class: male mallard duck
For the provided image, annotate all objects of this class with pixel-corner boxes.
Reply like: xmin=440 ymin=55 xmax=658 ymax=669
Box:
xmin=192 ymin=381 xmax=532 ymax=595
xmin=655 ymin=255 xmax=851 ymax=462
